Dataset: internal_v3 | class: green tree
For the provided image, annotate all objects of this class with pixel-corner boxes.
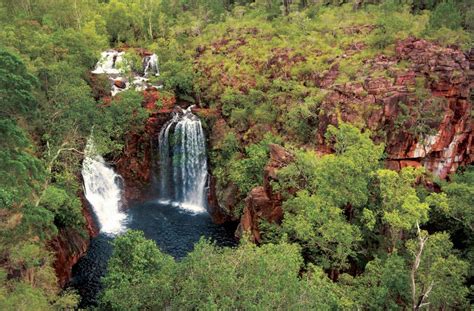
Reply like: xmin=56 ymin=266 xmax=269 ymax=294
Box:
xmin=229 ymin=133 xmax=283 ymax=196
xmin=101 ymin=230 xmax=176 ymax=310
xmin=282 ymin=190 xmax=362 ymax=274
xmin=102 ymin=231 xmax=346 ymax=309
xmin=341 ymin=254 xmax=410 ymax=309
xmin=0 ymin=48 xmax=37 ymax=116
xmin=375 ymin=167 xmax=430 ymax=251
xmin=407 ymin=230 xmax=469 ymax=309
xmin=429 ymin=0 xmax=462 ymax=30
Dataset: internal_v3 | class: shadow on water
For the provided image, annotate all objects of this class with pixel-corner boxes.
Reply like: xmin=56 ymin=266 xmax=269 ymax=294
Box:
xmin=68 ymin=201 xmax=237 ymax=308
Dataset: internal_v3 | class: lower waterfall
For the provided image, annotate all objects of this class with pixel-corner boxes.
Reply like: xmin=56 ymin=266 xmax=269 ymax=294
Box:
xmin=72 ymin=113 xmax=236 ymax=308
xmin=81 ymin=140 xmax=127 ymax=234
xmin=158 ymin=106 xmax=208 ymax=213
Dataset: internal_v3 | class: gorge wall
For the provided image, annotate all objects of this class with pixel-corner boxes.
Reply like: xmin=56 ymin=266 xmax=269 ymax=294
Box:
xmin=209 ymin=38 xmax=473 ymax=241
xmin=49 ymin=194 xmax=99 ymax=287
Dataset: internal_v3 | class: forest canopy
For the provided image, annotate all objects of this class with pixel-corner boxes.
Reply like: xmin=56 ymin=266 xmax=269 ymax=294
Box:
xmin=0 ymin=0 xmax=472 ymax=310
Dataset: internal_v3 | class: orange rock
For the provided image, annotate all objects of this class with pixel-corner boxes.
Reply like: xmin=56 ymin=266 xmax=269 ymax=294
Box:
xmin=400 ymin=160 xmax=422 ymax=168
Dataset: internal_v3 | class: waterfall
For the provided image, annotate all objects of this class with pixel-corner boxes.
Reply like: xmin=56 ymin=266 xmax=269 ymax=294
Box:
xmin=143 ymin=54 xmax=159 ymax=76
xmin=91 ymin=50 xmax=125 ymax=75
xmin=158 ymin=106 xmax=208 ymax=213
xmin=82 ymin=139 xmax=127 ymax=234
xmin=92 ymin=50 xmax=161 ymax=96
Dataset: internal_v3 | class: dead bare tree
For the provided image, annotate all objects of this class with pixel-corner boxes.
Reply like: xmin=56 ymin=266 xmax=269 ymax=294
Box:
xmin=411 ymin=221 xmax=435 ymax=310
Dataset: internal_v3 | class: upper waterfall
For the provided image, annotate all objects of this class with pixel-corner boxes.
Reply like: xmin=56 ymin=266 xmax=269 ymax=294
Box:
xmin=91 ymin=49 xmax=161 ymax=96
xmin=158 ymin=106 xmax=208 ymax=213
xmin=82 ymin=139 xmax=127 ymax=234
xmin=91 ymin=50 xmax=125 ymax=75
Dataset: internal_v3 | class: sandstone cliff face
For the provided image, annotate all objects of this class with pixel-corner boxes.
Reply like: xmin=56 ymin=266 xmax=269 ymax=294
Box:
xmin=114 ymin=89 xmax=176 ymax=202
xmin=50 ymin=229 xmax=90 ymax=287
xmin=319 ymin=37 xmax=472 ymax=179
xmin=50 ymin=194 xmax=99 ymax=287
xmin=385 ymin=38 xmax=472 ymax=178
xmin=236 ymin=144 xmax=293 ymax=243
xmin=234 ymin=38 xmax=472 ymax=241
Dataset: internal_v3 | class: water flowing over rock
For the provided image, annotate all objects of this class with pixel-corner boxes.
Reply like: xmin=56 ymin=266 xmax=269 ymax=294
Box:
xmin=157 ymin=106 xmax=208 ymax=213
xmin=82 ymin=139 xmax=127 ymax=234
xmin=91 ymin=49 xmax=162 ymax=96
xmin=91 ymin=50 xmax=125 ymax=75
xmin=143 ymin=53 xmax=159 ymax=76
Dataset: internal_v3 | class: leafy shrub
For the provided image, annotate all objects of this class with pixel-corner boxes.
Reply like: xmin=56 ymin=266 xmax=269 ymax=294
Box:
xmin=229 ymin=133 xmax=283 ymax=195
xmin=429 ymin=0 xmax=462 ymax=30
xmin=41 ymin=185 xmax=85 ymax=229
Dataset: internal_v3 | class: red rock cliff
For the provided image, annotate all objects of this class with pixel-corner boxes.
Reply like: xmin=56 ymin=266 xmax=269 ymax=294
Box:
xmin=236 ymin=144 xmax=293 ymax=243
xmin=319 ymin=38 xmax=472 ymax=178
xmin=49 ymin=193 xmax=99 ymax=287
xmin=235 ymin=38 xmax=472 ymax=241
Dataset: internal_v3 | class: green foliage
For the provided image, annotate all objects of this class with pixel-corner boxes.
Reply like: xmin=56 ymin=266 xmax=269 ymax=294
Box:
xmin=0 ymin=48 xmax=37 ymax=116
xmin=0 ymin=282 xmax=50 ymax=311
xmin=229 ymin=133 xmax=283 ymax=196
xmin=94 ymin=90 xmax=148 ymax=155
xmin=160 ymin=59 xmax=196 ymax=96
xmin=428 ymin=0 xmax=462 ymax=31
xmin=100 ymin=230 xmax=176 ymax=310
xmin=441 ymin=166 xmax=474 ymax=231
xmin=427 ymin=167 xmax=474 ymax=283
xmin=282 ymin=190 xmax=362 ymax=270
xmin=102 ymin=230 xmax=346 ymax=310
xmin=277 ymin=123 xmax=384 ymax=207
xmin=375 ymin=167 xmax=430 ymax=249
xmin=0 ymin=118 xmax=45 ymax=204
xmin=283 ymin=98 xmax=320 ymax=144
xmin=368 ymin=1 xmax=429 ymax=49
xmin=406 ymin=232 xmax=469 ymax=309
xmin=341 ymin=254 xmax=410 ymax=310
xmin=40 ymin=186 xmax=85 ymax=229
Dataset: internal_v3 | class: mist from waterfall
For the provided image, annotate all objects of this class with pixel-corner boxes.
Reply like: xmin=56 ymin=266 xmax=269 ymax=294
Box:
xmin=82 ymin=139 xmax=127 ymax=234
xmin=158 ymin=106 xmax=208 ymax=213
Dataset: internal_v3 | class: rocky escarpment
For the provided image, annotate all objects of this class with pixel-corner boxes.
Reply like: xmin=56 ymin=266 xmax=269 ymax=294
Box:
xmin=94 ymin=38 xmax=471 ymax=243
xmin=319 ymin=37 xmax=472 ymax=178
xmin=230 ymin=38 xmax=472 ymax=241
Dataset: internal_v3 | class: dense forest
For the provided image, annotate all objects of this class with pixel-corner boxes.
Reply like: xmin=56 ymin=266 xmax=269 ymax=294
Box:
xmin=0 ymin=0 xmax=473 ymax=310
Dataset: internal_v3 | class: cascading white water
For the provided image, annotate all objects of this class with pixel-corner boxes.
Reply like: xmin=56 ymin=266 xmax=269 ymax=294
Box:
xmin=82 ymin=139 xmax=127 ymax=234
xmin=91 ymin=50 xmax=161 ymax=96
xmin=158 ymin=106 xmax=208 ymax=213
xmin=143 ymin=54 xmax=159 ymax=77
xmin=91 ymin=50 xmax=125 ymax=75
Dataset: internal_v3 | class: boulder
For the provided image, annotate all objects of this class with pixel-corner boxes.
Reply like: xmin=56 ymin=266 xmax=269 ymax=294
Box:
xmin=113 ymin=79 xmax=127 ymax=89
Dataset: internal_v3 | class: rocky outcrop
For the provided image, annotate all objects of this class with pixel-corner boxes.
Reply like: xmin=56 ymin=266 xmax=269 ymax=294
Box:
xmin=232 ymin=38 xmax=472 ymax=241
xmin=50 ymin=228 xmax=90 ymax=287
xmin=385 ymin=38 xmax=472 ymax=178
xmin=50 ymin=195 xmax=98 ymax=287
xmin=207 ymin=175 xmax=235 ymax=224
xmin=319 ymin=38 xmax=472 ymax=178
xmin=236 ymin=144 xmax=293 ymax=242
xmin=114 ymin=89 xmax=175 ymax=202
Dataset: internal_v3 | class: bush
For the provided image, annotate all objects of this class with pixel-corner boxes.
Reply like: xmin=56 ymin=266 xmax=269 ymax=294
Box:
xmin=429 ymin=0 xmax=462 ymax=31
xmin=229 ymin=133 xmax=283 ymax=195
xmin=41 ymin=185 xmax=85 ymax=229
